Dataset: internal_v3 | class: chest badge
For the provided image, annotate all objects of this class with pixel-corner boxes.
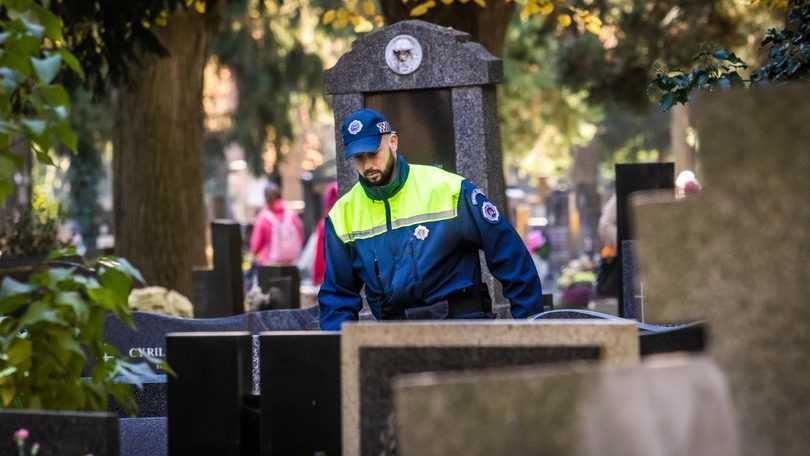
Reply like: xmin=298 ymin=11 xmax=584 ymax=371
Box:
xmin=413 ymin=225 xmax=430 ymax=240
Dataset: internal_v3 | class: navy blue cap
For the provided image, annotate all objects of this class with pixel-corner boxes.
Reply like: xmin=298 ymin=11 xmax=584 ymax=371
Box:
xmin=340 ymin=108 xmax=392 ymax=158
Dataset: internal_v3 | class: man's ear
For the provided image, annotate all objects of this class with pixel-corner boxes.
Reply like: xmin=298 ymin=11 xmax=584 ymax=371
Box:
xmin=389 ymin=133 xmax=399 ymax=153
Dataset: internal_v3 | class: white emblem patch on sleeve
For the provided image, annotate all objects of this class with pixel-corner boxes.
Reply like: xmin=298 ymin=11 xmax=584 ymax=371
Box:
xmin=471 ymin=188 xmax=484 ymax=206
xmin=481 ymin=201 xmax=500 ymax=224
xmin=413 ymin=225 xmax=430 ymax=240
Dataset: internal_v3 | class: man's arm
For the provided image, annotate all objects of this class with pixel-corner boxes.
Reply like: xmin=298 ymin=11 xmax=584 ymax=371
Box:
xmin=318 ymin=217 xmax=364 ymax=330
xmin=459 ymin=180 xmax=543 ymax=318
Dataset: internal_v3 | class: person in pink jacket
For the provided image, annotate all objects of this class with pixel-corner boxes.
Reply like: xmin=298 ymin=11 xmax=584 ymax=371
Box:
xmin=250 ymin=182 xmax=304 ymax=266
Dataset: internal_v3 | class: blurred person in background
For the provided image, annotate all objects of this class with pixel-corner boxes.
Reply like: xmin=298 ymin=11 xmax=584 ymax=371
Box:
xmin=311 ymin=182 xmax=339 ymax=286
xmin=250 ymin=182 xmax=304 ymax=267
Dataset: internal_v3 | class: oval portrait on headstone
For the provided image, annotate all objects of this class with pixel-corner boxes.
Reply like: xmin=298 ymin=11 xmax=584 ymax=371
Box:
xmin=385 ymin=34 xmax=423 ymax=75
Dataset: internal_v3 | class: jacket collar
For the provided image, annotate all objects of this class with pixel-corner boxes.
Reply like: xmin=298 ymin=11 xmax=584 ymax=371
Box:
xmin=358 ymin=155 xmax=410 ymax=201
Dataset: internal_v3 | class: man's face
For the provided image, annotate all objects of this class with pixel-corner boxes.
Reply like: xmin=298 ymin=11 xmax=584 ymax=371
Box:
xmin=351 ymin=133 xmax=398 ymax=185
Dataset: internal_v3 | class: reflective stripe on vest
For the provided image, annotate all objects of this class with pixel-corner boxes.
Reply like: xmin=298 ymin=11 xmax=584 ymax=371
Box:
xmin=329 ymin=164 xmax=465 ymax=243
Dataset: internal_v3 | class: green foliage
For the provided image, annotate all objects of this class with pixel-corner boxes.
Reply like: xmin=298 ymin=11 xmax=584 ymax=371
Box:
xmin=48 ymin=0 xmax=189 ymax=93
xmin=211 ymin=0 xmax=326 ymax=174
xmin=500 ymin=13 xmax=601 ymax=176
xmin=0 ymin=250 xmax=166 ymax=413
xmin=0 ymin=191 xmax=63 ymax=258
xmin=0 ymin=0 xmax=83 ymax=205
xmin=752 ymin=2 xmax=810 ymax=83
xmin=64 ymin=89 xmax=111 ymax=254
xmin=652 ymin=2 xmax=810 ymax=110
xmin=651 ymin=48 xmax=748 ymax=111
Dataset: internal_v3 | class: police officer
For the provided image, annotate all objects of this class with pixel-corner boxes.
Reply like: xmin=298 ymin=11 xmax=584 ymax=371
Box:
xmin=318 ymin=109 xmax=543 ymax=330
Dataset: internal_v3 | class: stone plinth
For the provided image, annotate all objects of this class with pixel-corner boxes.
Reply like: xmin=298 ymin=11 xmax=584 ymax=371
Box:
xmin=341 ymin=320 xmax=638 ymax=455
xmin=394 ymin=355 xmax=738 ymax=456
xmin=633 ymin=85 xmax=810 ymax=456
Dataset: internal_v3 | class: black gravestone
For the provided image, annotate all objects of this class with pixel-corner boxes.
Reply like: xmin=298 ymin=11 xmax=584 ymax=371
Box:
xmin=365 ymin=89 xmax=455 ymax=171
xmin=259 ymin=332 xmax=341 ymax=456
xmin=119 ymin=417 xmax=167 ymax=456
xmin=167 ymin=332 xmax=252 ymax=456
xmin=614 ymin=163 xmax=674 ymax=318
xmin=360 ymin=346 xmax=601 ymax=456
xmin=257 ymin=266 xmax=300 ymax=309
xmin=0 ymin=410 xmax=119 ymax=456
xmin=212 ymin=220 xmax=245 ymax=316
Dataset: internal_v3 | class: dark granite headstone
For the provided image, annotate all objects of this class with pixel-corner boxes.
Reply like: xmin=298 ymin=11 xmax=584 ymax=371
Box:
xmin=257 ymin=265 xmax=300 ymax=309
xmin=324 ymin=20 xmax=510 ymax=315
xmin=621 ymin=240 xmax=638 ymax=320
xmin=212 ymin=220 xmax=245 ymax=316
xmin=167 ymin=332 xmax=252 ymax=456
xmin=259 ymin=332 xmax=341 ymax=456
xmin=0 ymin=410 xmax=119 ymax=456
xmin=365 ymin=89 xmax=455 ymax=171
xmin=614 ymin=163 xmax=674 ymax=318
xmin=120 ymin=417 xmax=167 ymax=456
xmin=104 ymin=308 xmax=320 ymax=418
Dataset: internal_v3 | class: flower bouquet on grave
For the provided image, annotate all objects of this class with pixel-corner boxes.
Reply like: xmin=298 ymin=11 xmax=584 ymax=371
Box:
xmin=557 ymin=256 xmax=597 ymax=309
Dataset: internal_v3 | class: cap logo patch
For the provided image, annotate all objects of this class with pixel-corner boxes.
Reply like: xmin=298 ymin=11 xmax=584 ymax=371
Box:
xmin=376 ymin=121 xmax=391 ymax=134
xmin=348 ymin=120 xmax=363 ymax=135
xmin=481 ymin=201 xmax=500 ymax=224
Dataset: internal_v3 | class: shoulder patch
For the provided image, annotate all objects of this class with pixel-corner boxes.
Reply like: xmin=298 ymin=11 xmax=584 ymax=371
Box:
xmin=481 ymin=201 xmax=500 ymax=224
xmin=470 ymin=188 xmax=485 ymax=206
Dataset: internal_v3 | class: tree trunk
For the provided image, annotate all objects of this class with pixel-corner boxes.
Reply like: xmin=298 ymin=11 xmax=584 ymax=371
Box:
xmin=380 ymin=0 xmax=514 ymax=57
xmin=113 ymin=7 xmax=220 ymax=296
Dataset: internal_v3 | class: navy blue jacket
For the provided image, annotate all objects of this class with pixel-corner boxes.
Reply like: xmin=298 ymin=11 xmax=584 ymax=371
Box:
xmin=318 ymin=157 xmax=543 ymax=330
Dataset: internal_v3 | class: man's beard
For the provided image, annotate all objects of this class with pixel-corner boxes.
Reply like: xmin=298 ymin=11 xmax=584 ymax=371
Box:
xmin=365 ymin=152 xmax=396 ymax=186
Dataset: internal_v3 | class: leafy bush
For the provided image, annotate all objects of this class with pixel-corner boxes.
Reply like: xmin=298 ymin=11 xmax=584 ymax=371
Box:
xmin=651 ymin=48 xmax=748 ymax=111
xmin=0 ymin=191 xmax=63 ymax=259
xmin=0 ymin=0 xmax=83 ymax=204
xmin=0 ymin=251 xmax=165 ymax=414
xmin=752 ymin=2 xmax=810 ymax=82
xmin=651 ymin=1 xmax=810 ymax=110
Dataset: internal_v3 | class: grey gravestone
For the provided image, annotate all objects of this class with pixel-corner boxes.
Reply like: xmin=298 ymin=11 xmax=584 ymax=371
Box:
xmin=0 ymin=410 xmax=119 ymax=456
xmin=341 ymin=320 xmax=638 ymax=455
xmin=393 ymin=355 xmax=738 ymax=456
xmin=614 ymin=163 xmax=673 ymax=318
xmin=632 ymin=86 xmax=810 ymax=456
xmin=324 ymin=20 xmax=510 ymax=315
xmin=167 ymin=332 xmax=252 ymax=456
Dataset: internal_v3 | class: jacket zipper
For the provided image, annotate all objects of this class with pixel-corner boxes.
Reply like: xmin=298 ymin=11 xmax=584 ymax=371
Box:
xmin=383 ymin=199 xmax=392 ymax=231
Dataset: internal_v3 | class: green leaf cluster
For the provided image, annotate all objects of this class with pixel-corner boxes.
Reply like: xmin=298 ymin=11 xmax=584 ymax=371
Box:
xmin=752 ymin=2 xmax=810 ymax=83
xmin=0 ymin=0 xmax=83 ymax=205
xmin=0 ymin=190 xmax=63 ymax=258
xmin=0 ymin=250 xmax=163 ymax=414
xmin=652 ymin=2 xmax=810 ymax=110
xmin=651 ymin=48 xmax=748 ymax=111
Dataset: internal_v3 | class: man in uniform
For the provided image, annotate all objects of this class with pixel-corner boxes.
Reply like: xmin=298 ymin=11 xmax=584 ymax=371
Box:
xmin=318 ymin=109 xmax=543 ymax=330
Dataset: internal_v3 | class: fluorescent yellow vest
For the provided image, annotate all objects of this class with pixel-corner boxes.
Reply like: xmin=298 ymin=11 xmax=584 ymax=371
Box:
xmin=328 ymin=164 xmax=465 ymax=243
